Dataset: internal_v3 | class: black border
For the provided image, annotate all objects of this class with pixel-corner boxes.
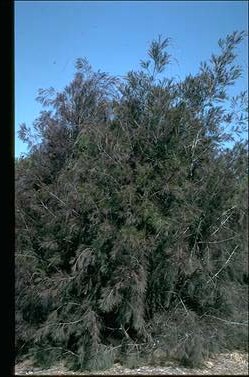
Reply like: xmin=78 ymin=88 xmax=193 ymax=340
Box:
xmin=0 ymin=0 xmax=15 ymax=375
xmin=10 ymin=1 xmax=249 ymax=377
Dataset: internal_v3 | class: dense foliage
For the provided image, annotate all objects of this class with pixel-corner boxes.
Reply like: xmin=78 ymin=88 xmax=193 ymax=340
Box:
xmin=16 ymin=32 xmax=248 ymax=370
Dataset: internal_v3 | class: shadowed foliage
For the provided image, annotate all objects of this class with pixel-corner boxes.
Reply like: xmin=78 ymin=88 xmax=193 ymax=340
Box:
xmin=16 ymin=31 xmax=248 ymax=370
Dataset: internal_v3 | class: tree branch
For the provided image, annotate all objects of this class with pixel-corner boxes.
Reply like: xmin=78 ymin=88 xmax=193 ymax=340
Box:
xmin=207 ymin=245 xmax=239 ymax=284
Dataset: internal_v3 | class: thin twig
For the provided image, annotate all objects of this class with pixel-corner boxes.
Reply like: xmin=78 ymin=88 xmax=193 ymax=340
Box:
xmin=26 ymin=347 xmax=78 ymax=357
xmin=202 ymin=314 xmax=248 ymax=326
xmin=59 ymin=318 xmax=84 ymax=326
xmin=207 ymin=245 xmax=239 ymax=284
xmin=198 ymin=236 xmax=236 ymax=244
xmin=190 ymin=219 xmax=203 ymax=259
xmin=40 ymin=200 xmax=56 ymax=218
xmin=210 ymin=212 xmax=234 ymax=236
xmin=15 ymin=253 xmax=37 ymax=259
xmin=47 ymin=191 xmax=80 ymax=216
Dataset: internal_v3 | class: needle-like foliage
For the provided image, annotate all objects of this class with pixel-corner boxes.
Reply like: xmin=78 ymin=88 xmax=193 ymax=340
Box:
xmin=16 ymin=32 xmax=248 ymax=370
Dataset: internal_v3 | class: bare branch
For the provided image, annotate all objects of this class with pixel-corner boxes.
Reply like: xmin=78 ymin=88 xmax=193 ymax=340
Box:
xmin=202 ymin=314 xmax=248 ymax=326
xmin=207 ymin=245 xmax=239 ymax=284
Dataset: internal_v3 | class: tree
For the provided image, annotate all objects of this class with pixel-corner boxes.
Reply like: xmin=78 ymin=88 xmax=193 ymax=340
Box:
xmin=16 ymin=31 xmax=248 ymax=370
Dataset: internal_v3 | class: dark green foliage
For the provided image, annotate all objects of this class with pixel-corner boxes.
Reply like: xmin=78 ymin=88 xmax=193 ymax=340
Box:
xmin=16 ymin=32 xmax=248 ymax=370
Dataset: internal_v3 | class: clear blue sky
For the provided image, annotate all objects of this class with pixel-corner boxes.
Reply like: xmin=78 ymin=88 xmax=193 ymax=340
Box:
xmin=15 ymin=1 xmax=248 ymax=157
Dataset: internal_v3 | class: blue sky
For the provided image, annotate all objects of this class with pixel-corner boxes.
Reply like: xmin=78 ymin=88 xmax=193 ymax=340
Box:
xmin=15 ymin=1 xmax=248 ymax=157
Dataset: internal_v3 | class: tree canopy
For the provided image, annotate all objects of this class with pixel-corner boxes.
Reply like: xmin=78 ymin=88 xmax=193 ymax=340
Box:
xmin=16 ymin=31 xmax=248 ymax=370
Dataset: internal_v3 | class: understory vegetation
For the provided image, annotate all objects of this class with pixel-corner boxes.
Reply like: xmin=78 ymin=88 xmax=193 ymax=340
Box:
xmin=15 ymin=31 xmax=248 ymax=370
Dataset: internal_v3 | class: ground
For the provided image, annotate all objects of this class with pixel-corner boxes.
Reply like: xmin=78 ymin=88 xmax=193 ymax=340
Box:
xmin=15 ymin=351 xmax=248 ymax=375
